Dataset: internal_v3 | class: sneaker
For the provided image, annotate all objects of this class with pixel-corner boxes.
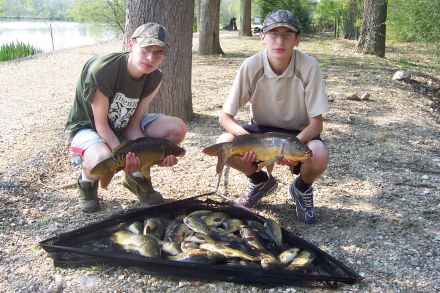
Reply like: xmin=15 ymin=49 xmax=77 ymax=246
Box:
xmin=289 ymin=178 xmax=317 ymax=224
xmin=236 ymin=174 xmax=278 ymax=208
xmin=122 ymin=173 xmax=164 ymax=205
xmin=77 ymin=176 xmax=99 ymax=213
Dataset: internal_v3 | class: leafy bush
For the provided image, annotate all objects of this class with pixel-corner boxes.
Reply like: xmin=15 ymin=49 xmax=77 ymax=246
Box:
xmin=0 ymin=41 xmax=42 ymax=61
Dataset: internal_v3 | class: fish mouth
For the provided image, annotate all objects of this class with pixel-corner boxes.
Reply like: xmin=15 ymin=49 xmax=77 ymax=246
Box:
xmin=304 ymin=150 xmax=313 ymax=158
xmin=179 ymin=149 xmax=186 ymax=157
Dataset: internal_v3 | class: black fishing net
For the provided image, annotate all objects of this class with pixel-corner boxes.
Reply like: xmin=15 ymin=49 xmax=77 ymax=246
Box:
xmin=40 ymin=194 xmax=363 ymax=287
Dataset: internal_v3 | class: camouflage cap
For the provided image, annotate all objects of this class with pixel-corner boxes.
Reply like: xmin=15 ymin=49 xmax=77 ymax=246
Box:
xmin=131 ymin=22 xmax=169 ymax=49
xmin=262 ymin=9 xmax=300 ymax=33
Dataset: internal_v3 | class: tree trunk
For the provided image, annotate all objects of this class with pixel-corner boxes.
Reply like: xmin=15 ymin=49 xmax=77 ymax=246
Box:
xmin=344 ymin=0 xmax=359 ymax=40
xmin=124 ymin=0 xmax=194 ymax=121
xmin=196 ymin=0 xmax=201 ymax=32
xmin=198 ymin=0 xmax=223 ymax=55
xmin=239 ymin=0 xmax=252 ymax=37
xmin=356 ymin=0 xmax=388 ymax=57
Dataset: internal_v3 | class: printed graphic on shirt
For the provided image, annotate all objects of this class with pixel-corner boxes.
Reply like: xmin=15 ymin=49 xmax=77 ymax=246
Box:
xmin=108 ymin=92 xmax=139 ymax=130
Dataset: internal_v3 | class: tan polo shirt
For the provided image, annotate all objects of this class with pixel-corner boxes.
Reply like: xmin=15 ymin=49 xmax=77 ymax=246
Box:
xmin=223 ymin=49 xmax=330 ymax=131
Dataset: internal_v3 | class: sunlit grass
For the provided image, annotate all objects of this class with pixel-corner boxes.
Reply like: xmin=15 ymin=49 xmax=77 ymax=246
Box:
xmin=0 ymin=41 xmax=42 ymax=61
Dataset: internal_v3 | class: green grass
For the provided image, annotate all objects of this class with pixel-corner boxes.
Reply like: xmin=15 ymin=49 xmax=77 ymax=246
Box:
xmin=0 ymin=41 xmax=42 ymax=61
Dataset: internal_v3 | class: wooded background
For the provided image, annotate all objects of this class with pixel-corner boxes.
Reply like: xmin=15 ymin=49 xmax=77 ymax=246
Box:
xmin=2 ymin=0 xmax=438 ymax=119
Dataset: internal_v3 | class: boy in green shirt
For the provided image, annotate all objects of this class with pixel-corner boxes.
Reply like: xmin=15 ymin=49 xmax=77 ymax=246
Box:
xmin=65 ymin=23 xmax=187 ymax=212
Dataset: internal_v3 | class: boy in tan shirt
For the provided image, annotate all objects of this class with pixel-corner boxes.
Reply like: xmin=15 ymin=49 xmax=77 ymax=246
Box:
xmin=218 ymin=10 xmax=330 ymax=224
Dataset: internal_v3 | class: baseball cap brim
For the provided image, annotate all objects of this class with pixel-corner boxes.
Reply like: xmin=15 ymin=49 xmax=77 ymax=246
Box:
xmin=263 ymin=23 xmax=299 ymax=33
xmin=136 ymin=37 xmax=168 ymax=49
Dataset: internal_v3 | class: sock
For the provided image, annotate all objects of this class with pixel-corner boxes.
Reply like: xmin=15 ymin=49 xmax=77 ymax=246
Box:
xmin=295 ymin=176 xmax=312 ymax=193
xmin=247 ymin=170 xmax=269 ymax=184
xmin=81 ymin=170 xmax=96 ymax=183
xmin=131 ymin=172 xmax=144 ymax=178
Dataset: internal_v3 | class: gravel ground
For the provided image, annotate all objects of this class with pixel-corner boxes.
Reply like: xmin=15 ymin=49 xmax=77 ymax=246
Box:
xmin=0 ymin=32 xmax=439 ymax=292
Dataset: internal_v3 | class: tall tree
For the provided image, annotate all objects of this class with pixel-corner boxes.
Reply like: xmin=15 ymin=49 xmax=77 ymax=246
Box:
xmin=239 ymin=0 xmax=252 ymax=36
xmin=198 ymin=0 xmax=223 ymax=55
xmin=343 ymin=0 xmax=361 ymax=40
xmin=356 ymin=0 xmax=387 ymax=57
xmin=124 ymin=0 xmax=194 ymax=121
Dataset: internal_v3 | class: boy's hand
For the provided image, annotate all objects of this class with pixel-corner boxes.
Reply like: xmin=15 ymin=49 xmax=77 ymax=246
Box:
xmin=240 ymin=151 xmax=257 ymax=163
xmin=123 ymin=152 xmax=141 ymax=173
xmin=158 ymin=155 xmax=178 ymax=167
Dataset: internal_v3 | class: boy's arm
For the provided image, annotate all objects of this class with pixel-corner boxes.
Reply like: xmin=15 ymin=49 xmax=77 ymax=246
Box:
xmin=90 ymin=88 xmax=120 ymax=150
xmin=219 ymin=111 xmax=249 ymax=136
xmin=296 ymin=115 xmax=323 ymax=144
xmin=123 ymin=81 xmax=162 ymax=140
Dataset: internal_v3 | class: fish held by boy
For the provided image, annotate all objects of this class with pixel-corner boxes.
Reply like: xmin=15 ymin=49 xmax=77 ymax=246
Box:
xmin=202 ymin=133 xmax=312 ymax=190
xmin=91 ymin=137 xmax=186 ymax=187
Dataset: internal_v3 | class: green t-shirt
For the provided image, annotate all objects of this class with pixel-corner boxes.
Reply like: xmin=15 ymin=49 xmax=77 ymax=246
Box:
xmin=65 ymin=52 xmax=162 ymax=140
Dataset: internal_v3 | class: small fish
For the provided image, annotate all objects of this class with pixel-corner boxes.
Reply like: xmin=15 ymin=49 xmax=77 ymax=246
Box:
xmin=203 ymin=212 xmax=229 ymax=228
xmin=167 ymin=249 xmax=226 ymax=264
xmin=222 ymin=218 xmax=244 ymax=233
xmin=209 ymin=227 xmax=244 ymax=243
xmin=260 ymin=252 xmax=280 ymax=269
xmin=90 ymin=137 xmax=186 ymax=187
xmin=286 ymin=250 xmax=315 ymax=270
xmin=264 ymin=218 xmax=283 ymax=249
xmin=187 ymin=210 xmax=213 ymax=218
xmin=246 ymin=220 xmax=272 ymax=241
xmin=161 ymin=241 xmax=181 ymax=256
xmin=173 ymin=223 xmax=194 ymax=244
xmin=183 ymin=216 xmax=210 ymax=235
xmin=279 ymin=247 xmax=300 ymax=265
xmin=143 ymin=217 xmax=165 ymax=240
xmin=126 ymin=221 xmax=143 ymax=234
xmin=184 ymin=232 xmax=215 ymax=244
xmin=239 ymin=225 xmax=265 ymax=251
xmin=203 ymin=133 xmax=312 ymax=190
xmin=111 ymin=230 xmax=161 ymax=257
xmin=200 ymin=242 xmax=260 ymax=262
xmin=180 ymin=241 xmax=199 ymax=251
xmin=164 ymin=219 xmax=180 ymax=242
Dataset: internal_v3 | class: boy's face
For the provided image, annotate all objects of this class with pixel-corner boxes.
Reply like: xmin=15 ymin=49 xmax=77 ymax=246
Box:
xmin=261 ymin=26 xmax=300 ymax=59
xmin=128 ymin=39 xmax=166 ymax=75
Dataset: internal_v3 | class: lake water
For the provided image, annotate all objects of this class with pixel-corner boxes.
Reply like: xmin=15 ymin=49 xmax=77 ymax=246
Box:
xmin=0 ymin=19 xmax=113 ymax=52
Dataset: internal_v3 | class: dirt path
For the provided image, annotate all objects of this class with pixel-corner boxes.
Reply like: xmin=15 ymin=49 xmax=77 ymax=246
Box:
xmin=0 ymin=32 xmax=439 ymax=292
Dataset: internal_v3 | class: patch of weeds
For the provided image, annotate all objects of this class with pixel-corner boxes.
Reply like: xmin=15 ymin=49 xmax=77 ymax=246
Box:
xmin=33 ymin=244 xmax=43 ymax=252
xmin=38 ymin=217 xmax=56 ymax=227
xmin=400 ymin=219 xmax=416 ymax=230
xmin=84 ymin=264 xmax=109 ymax=273
xmin=396 ymin=58 xmax=417 ymax=68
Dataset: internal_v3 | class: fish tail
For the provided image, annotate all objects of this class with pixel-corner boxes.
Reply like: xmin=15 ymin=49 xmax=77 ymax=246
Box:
xmin=99 ymin=173 xmax=114 ymax=189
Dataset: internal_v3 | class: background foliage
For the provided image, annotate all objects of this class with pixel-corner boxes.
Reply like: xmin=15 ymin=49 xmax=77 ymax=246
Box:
xmin=387 ymin=0 xmax=440 ymax=42
xmin=0 ymin=0 xmax=438 ymax=43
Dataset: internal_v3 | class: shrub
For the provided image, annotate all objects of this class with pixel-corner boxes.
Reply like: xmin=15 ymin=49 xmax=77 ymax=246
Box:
xmin=0 ymin=41 xmax=42 ymax=61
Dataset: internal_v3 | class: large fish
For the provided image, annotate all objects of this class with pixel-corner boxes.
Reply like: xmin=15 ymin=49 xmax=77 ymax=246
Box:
xmin=202 ymin=133 xmax=312 ymax=189
xmin=90 ymin=137 xmax=186 ymax=187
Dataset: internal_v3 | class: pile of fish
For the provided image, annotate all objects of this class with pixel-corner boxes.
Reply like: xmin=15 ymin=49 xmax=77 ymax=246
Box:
xmin=111 ymin=209 xmax=315 ymax=270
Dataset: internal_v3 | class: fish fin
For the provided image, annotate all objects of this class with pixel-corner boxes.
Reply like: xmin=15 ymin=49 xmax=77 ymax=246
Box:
xmin=111 ymin=139 xmax=132 ymax=154
xmin=266 ymin=164 xmax=274 ymax=174
xmin=202 ymin=142 xmax=225 ymax=156
xmin=90 ymin=157 xmax=117 ymax=176
xmin=140 ymin=165 xmax=151 ymax=178
xmin=256 ymin=156 xmax=283 ymax=172
xmin=99 ymin=173 xmax=114 ymax=189
xmin=215 ymin=172 xmax=222 ymax=192
xmin=216 ymin=152 xmax=227 ymax=175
